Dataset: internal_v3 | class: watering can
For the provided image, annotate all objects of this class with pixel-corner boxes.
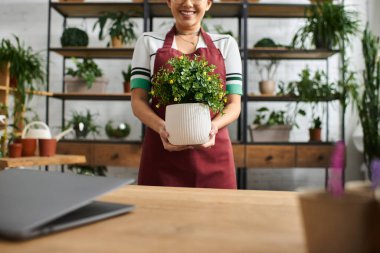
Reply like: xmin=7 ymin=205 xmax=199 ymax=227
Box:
xmin=22 ymin=121 xmax=74 ymax=140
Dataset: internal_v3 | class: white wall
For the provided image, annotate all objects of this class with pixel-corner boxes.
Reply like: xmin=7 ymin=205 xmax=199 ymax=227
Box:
xmin=0 ymin=0 xmax=373 ymax=189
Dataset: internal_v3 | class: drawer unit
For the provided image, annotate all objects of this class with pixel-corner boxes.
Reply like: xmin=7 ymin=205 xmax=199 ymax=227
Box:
xmin=233 ymin=144 xmax=245 ymax=168
xmin=92 ymin=143 xmax=142 ymax=167
xmin=246 ymin=145 xmax=296 ymax=168
xmin=57 ymin=142 xmax=92 ymax=164
xmin=296 ymin=145 xmax=333 ymax=168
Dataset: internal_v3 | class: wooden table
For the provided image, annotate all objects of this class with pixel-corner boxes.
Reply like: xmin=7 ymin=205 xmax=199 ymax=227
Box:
xmin=0 ymin=155 xmax=86 ymax=170
xmin=0 ymin=186 xmax=306 ymax=253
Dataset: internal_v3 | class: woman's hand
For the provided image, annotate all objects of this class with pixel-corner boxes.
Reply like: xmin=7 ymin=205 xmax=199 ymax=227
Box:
xmin=198 ymin=123 xmax=218 ymax=149
xmin=159 ymin=125 xmax=194 ymax=152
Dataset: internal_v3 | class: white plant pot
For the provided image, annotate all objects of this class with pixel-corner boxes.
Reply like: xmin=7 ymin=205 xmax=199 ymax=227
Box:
xmin=165 ymin=103 xmax=211 ymax=145
xmin=64 ymin=76 xmax=108 ymax=94
xmin=248 ymin=124 xmax=291 ymax=142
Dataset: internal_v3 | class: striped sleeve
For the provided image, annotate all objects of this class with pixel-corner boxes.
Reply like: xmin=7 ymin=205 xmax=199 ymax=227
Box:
xmin=131 ymin=35 xmax=151 ymax=91
xmin=224 ymin=37 xmax=243 ymax=95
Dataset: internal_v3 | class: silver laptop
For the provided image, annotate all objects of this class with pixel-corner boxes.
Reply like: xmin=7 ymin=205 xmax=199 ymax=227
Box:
xmin=0 ymin=169 xmax=135 ymax=240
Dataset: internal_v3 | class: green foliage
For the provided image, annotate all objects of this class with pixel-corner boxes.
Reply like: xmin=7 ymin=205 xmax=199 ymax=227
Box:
xmin=93 ymin=11 xmax=137 ymax=46
xmin=66 ymin=110 xmax=100 ymax=139
xmin=60 ymin=27 xmax=89 ymax=47
xmin=68 ymin=165 xmax=108 ymax=176
xmin=351 ymin=25 xmax=380 ymax=176
xmin=151 ymin=55 xmax=227 ymax=114
xmin=122 ymin=64 xmax=132 ymax=82
xmin=105 ymin=120 xmax=130 ymax=139
xmin=66 ymin=58 xmax=102 ymax=88
xmin=311 ymin=115 xmax=322 ymax=129
xmin=253 ymin=106 xmax=306 ymax=128
xmin=255 ymin=60 xmax=278 ymax=81
xmin=292 ymin=2 xmax=359 ymax=49
xmin=254 ymin=38 xmax=277 ymax=48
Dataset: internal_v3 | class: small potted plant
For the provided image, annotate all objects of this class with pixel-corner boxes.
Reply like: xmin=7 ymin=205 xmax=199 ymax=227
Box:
xmin=122 ymin=64 xmax=132 ymax=93
xmin=248 ymin=106 xmax=305 ymax=142
xmin=68 ymin=164 xmax=107 ymax=176
xmin=255 ymin=59 xmax=279 ymax=95
xmin=309 ymin=115 xmax=322 ymax=142
xmin=292 ymin=1 xmax=359 ymax=49
xmin=64 ymin=58 xmax=108 ymax=94
xmin=60 ymin=27 xmax=89 ymax=47
xmin=93 ymin=11 xmax=137 ymax=48
xmin=151 ymin=55 xmax=226 ymax=145
xmin=65 ymin=110 xmax=100 ymax=139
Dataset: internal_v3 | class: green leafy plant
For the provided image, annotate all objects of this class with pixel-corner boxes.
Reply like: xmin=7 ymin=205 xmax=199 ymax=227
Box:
xmin=122 ymin=64 xmax=132 ymax=82
xmin=292 ymin=2 xmax=359 ymax=49
xmin=151 ymin=55 xmax=227 ymax=114
xmin=311 ymin=115 xmax=322 ymax=129
xmin=65 ymin=110 xmax=100 ymax=139
xmin=68 ymin=165 xmax=108 ymax=176
xmin=254 ymin=38 xmax=289 ymax=48
xmin=60 ymin=27 xmax=89 ymax=47
xmin=93 ymin=11 xmax=137 ymax=46
xmin=66 ymin=58 xmax=103 ymax=88
xmin=105 ymin=120 xmax=130 ymax=139
xmin=253 ymin=106 xmax=306 ymax=128
xmin=255 ymin=60 xmax=279 ymax=81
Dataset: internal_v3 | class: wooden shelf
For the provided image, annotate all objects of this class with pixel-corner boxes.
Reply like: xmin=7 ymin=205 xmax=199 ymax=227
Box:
xmin=0 ymin=86 xmax=52 ymax=96
xmin=246 ymin=142 xmax=334 ymax=146
xmin=247 ymin=48 xmax=339 ymax=60
xmin=247 ymin=4 xmax=310 ymax=18
xmin=50 ymin=48 xmax=134 ymax=59
xmin=52 ymin=93 xmax=131 ymax=101
xmin=0 ymin=155 xmax=86 ymax=169
xmin=246 ymin=95 xmax=340 ymax=102
xmin=51 ymin=2 xmax=144 ymax=18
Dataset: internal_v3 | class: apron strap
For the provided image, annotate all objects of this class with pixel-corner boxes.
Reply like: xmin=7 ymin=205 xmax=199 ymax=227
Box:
xmin=163 ymin=26 xmax=176 ymax=48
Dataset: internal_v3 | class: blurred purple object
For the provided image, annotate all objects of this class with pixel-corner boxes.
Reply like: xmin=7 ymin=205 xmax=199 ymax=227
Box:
xmin=328 ymin=141 xmax=345 ymax=197
xmin=370 ymin=158 xmax=380 ymax=189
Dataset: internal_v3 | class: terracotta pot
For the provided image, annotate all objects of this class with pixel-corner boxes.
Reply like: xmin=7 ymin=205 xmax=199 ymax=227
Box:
xmin=21 ymin=138 xmax=37 ymax=156
xmin=39 ymin=139 xmax=57 ymax=157
xmin=259 ymin=80 xmax=275 ymax=95
xmin=111 ymin=36 xmax=124 ymax=48
xmin=124 ymin=81 xmax=131 ymax=93
xmin=309 ymin=128 xmax=322 ymax=142
xmin=8 ymin=143 xmax=22 ymax=158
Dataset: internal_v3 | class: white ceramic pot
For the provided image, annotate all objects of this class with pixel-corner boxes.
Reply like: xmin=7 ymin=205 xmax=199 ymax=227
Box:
xmin=259 ymin=80 xmax=276 ymax=95
xmin=165 ymin=103 xmax=211 ymax=145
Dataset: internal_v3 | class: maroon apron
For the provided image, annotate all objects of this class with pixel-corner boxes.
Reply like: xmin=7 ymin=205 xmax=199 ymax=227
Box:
xmin=138 ymin=26 xmax=237 ymax=189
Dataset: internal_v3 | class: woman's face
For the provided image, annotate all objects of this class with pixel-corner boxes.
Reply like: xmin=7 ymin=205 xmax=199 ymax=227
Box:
xmin=167 ymin=0 xmax=212 ymax=32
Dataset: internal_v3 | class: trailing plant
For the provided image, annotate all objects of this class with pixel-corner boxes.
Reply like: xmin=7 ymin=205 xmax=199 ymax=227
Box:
xmin=292 ymin=2 xmax=359 ymax=49
xmin=60 ymin=27 xmax=89 ymax=47
xmin=65 ymin=110 xmax=100 ymax=139
xmin=68 ymin=164 xmax=108 ymax=176
xmin=253 ymin=106 xmax=306 ymax=128
xmin=93 ymin=11 xmax=137 ymax=46
xmin=66 ymin=58 xmax=103 ymax=88
xmin=122 ymin=64 xmax=132 ymax=82
xmin=151 ymin=55 xmax=227 ymax=114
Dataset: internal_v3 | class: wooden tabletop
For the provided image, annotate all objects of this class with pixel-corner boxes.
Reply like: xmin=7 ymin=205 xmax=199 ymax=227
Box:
xmin=0 ymin=155 xmax=86 ymax=169
xmin=0 ymin=185 xmax=306 ymax=253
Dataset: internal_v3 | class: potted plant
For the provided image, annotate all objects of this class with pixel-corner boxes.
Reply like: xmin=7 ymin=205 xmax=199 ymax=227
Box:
xmin=0 ymin=36 xmax=45 ymax=133
xmin=105 ymin=120 xmax=130 ymax=140
xmin=151 ymin=55 xmax=226 ymax=145
xmin=255 ymin=59 xmax=279 ymax=95
xmin=122 ymin=64 xmax=132 ymax=93
xmin=60 ymin=27 xmax=89 ymax=47
xmin=64 ymin=58 xmax=108 ymax=93
xmin=93 ymin=11 xmax=137 ymax=48
xmin=309 ymin=115 xmax=322 ymax=142
xmin=248 ymin=106 xmax=306 ymax=142
xmin=65 ymin=110 xmax=100 ymax=139
xmin=292 ymin=1 xmax=359 ymax=49
xmin=67 ymin=164 xmax=107 ymax=176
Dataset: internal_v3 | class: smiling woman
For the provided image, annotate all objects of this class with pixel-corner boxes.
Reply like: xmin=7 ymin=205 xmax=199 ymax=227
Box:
xmin=130 ymin=0 xmax=243 ymax=189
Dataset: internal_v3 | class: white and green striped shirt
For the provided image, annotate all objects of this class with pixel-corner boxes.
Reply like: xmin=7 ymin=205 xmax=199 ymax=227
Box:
xmin=131 ymin=30 xmax=243 ymax=95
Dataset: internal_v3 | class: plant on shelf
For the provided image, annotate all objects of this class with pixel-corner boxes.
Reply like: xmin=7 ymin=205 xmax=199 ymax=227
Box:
xmin=105 ymin=120 xmax=131 ymax=139
xmin=254 ymin=38 xmax=288 ymax=49
xmin=348 ymin=25 xmax=380 ymax=178
xmin=93 ymin=11 xmax=137 ymax=48
xmin=122 ymin=64 xmax=132 ymax=93
xmin=309 ymin=107 xmax=323 ymax=142
xmin=67 ymin=165 xmax=108 ymax=177
xmin=255 ymin=59 xmax=279 ymax=95
xmin=60 ymin=27 xmax=89 ymax=47
xmin=249 ymin=106 xmax=306 ymax=142
xmin=0 ymin=36 xmax=44 ymax=133
xmin=292 ymin=1 xmax=359 ymax=50
xmin=65 ymin=58 xmax=108 ymax=93
xmin=65 ymin=110 xmax=100 ymax=139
